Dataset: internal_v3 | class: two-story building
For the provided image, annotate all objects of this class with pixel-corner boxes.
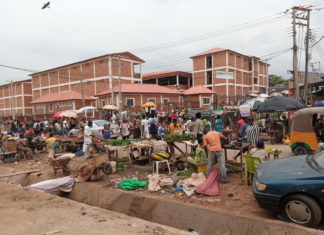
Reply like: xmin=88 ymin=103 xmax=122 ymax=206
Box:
xmin=190 ymin=48 xmax=269 ymax=105
xmin=0 ymin=79 xmax=32 ymax=120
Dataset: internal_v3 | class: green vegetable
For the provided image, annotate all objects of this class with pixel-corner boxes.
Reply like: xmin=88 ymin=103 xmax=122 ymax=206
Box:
xmin=164 ymin=134 xmax=195 ymax=142
xmin=106 ymin=139 xmax=131 ymax=146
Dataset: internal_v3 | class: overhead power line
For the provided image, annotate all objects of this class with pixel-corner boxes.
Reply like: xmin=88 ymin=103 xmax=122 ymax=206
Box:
xmin=0 ymin=64 xmax=38 ymax=73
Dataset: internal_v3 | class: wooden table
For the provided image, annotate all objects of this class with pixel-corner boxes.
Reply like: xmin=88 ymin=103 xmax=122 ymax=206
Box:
xmin=182 ymin=140 xmax=198 ymax=157
xmin=223 ymin=143 xmax=250 ymax=173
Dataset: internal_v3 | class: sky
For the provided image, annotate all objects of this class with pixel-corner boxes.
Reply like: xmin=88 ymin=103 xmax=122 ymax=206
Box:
xmin=0 ymin=0 xmax=323 ymax=84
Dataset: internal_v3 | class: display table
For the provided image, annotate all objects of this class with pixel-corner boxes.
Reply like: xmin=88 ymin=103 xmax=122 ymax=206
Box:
xmin=223 ymin=143 xmax=250 ymax=174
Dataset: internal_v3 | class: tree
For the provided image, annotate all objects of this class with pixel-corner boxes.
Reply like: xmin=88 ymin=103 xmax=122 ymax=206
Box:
xmin=268 ymin=74 xmax=288 ymax=87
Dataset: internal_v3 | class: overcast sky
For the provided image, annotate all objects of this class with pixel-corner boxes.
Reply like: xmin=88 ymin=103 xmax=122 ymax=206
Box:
xmin=0 ymin=0 xmax=323 ymax=84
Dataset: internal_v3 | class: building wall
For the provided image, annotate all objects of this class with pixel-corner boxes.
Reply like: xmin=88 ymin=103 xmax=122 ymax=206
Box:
xmin=192 ymin=50 xmax=268 ymax=102
xmin=97 ymin=93 xmax=182 ymax=113
xmin=0 ymin=80 xmax=33 ymax=119
xmin=31 ymin=54 xmax=143 ymax=102
xmin=184 ymin=94 xmax=213 ymax=109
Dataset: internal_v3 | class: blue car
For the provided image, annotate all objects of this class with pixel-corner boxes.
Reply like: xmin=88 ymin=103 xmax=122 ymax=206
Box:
xmin=253 ymin=152 xmax=324 ymax=228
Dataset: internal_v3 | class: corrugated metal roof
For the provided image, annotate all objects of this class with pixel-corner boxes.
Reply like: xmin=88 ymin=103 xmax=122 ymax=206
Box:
xmin=183 ymin=85 xmax=215 ymax=95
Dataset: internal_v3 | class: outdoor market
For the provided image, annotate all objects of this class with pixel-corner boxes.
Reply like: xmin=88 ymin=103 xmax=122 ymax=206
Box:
xmin=2 ymin=94 xmax=324 ymax=230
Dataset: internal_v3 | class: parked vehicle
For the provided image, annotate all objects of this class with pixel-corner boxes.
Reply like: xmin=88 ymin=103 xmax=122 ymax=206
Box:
xmin=290 ymin=107 xmax=324 ymax=155
xmin=253 ymin=152 xmax=324 ymax=227
xmin=69 ymin=120 xmax=120 ymax=139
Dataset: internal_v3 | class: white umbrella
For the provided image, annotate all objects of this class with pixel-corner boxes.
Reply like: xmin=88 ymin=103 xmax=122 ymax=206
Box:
xmin=60 ymin=110 xmax=78 ymax=118
xmin=77 ymin=106 xmax=96 ymax=113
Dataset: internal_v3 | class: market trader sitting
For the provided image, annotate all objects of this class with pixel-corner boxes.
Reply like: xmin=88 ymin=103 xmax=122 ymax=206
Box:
xmin=151 ymin=136 xmax=170 ymax=161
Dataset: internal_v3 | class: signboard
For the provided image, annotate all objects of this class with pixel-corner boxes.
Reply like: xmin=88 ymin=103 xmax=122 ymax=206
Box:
xmin=216 ymin=71 xmax=234 ymax=79
xmin=239 ymin=105 xmax=251 ymax=117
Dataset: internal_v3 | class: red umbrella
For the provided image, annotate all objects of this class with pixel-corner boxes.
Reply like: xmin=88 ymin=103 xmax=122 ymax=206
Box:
xmin=52 ymin=110 xmax=66 ymax=119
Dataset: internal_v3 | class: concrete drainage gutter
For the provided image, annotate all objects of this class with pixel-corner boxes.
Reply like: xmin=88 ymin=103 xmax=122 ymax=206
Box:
xmin=69 ymin=182 xmax=323 ymax=235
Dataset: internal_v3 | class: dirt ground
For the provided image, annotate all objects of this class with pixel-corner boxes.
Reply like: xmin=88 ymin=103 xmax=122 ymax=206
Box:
xmin=0 ymin=182 xmax=191 ymax=235
xmin=0 ymin=142 xmax=294 ymax=224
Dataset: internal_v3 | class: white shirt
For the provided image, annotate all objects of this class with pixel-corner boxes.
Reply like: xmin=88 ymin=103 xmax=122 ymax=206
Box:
xmin=120 ymin=123 xmax=130 ymax=137
xmin=84 ymin=125 xmax=92 ymax=145
xmin=142 ymin=119 xmax=150 ymax=132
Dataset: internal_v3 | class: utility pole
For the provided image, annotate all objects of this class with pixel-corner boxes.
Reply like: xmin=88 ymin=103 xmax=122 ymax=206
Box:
xmin=118 ymin=55 xmax=122 ymax=109
xmin=292 ymin=7 xmax=300 ymax=100
xmin=109 ymin=56 xmax=114 ymax=105
xmin=80 ymin=71 xmax=85 ymax=107
xmin=303 ymin=9 xmax=311 ymax=103
xmin=9 ymin=80 xmax=15 ymax=120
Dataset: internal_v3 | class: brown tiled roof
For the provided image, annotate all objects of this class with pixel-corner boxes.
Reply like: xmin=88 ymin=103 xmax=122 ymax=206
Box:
xmin=29 ymin=51 xmax=145 ymax=76
xmin=95 ymin=84 xmax=181 ymax=96
xmin=183 ymin=85 xmax=215 ymax=95
xmin=142 ymin=71 xmax=192 ymax=79
xmin=31 ymin=91 xmax=95 ymax=104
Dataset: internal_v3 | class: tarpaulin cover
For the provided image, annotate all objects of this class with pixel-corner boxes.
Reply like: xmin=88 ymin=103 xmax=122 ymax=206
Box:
xmin=118 ymin=178 xmax=148 ymax=191
xmin=27 ymin=176 xmax=74 ymax=193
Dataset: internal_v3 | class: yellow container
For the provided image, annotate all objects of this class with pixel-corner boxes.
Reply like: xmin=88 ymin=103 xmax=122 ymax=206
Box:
xmin=198 ymin=165 xmax=207 ymax=175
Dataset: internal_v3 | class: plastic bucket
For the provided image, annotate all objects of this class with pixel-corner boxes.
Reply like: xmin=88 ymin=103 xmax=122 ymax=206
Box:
xmin=197 ymin=165 xmax=207 ymax=175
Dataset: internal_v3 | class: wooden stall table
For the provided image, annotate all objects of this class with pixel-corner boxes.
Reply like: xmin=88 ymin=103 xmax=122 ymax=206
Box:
xmin=104 ymin=145 xmax=129 ymax=161
xmin=130 ymin=141 xmax=153 ymax=163
xmin=266 ymin=149 xmax=282 ymax=160
xmin=182 ymin=140 xmax=198 ymax=157
xmin=166 ymin=141 xmax=186 ymax=156
xmin=223 ymin=143 xmax=250 ymax=177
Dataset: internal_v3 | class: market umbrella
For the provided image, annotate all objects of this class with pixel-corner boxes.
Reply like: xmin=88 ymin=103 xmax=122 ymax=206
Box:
xmin=52 ymin=110 xmax=66 ymax=119
xmin=60 ymin=110 xmax=78 ymax=118
xmin=143 ymin=102 xmax=156 ymax=107
xmin=77 ymin=106 xmax=97 ymax=113
xmin=257 ymin=96 xmax=307 ymax=113
xmin=102 ymin=104 xmax=118 ymax=110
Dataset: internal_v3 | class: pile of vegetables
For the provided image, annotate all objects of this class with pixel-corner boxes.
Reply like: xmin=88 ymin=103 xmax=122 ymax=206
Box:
xmin=164 ymin=134 xmax=195 ymax=142
xmin=106 ymin=139 xmax=131 ymax=146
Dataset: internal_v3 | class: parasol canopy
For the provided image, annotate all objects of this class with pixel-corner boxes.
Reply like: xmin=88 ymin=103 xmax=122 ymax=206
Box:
xmin=77 ymin=106 xmax=97 ymax=113
xmin=257 ymin=96 xmax=307 ymax=113
xmin=52 ymin=110 xmax=66 ymax=119
xmin=60 ymin=110 xmax=78 ymax=118
xmin=102 ymin=104 xmax=118 ymax=110
xmin=143 ymin=102 xmax=156 ymax=107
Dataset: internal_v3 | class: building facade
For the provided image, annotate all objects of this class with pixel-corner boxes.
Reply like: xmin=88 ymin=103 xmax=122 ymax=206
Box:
xmin=142 ymin=71 xmax=192 ymax=90
xmin=0 ymin=79 xmax=32 ymax=120
xmin=31 ymin=91 xmax=95 ymax=119
xmin=29 ymin=52 xmax=145 ymax=105
xmin=95 ymin=84 xmax=182 ymax=113
xmin=190 ymin=48 xmax=269 ymax=105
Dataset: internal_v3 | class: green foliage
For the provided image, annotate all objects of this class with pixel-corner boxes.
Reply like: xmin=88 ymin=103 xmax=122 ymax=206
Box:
xmin=164 ymin=134 xmax=195 ymax=142
xmin=269 ymin=74 xmax=288 ymax=86
xmin=106 ymin=139 xmax=131 ymax=146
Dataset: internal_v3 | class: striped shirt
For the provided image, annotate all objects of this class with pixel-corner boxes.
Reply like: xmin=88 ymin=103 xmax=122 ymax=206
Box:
xmin=246 ymin=124 xmax=260 ymax=146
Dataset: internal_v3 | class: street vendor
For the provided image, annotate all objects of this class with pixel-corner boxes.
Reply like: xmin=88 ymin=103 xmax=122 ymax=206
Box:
xmin=83 ymin=120 xmax=93 ymax=158
xmin=187 ymin=138 xmax=208 ymax=167
xmin=204 ymin=127 xmax=228 ymax=183
xmin=46 ymin=133 xmax=57 ymax=155
xmin=17 ymin=139 xmax=33 ymax=160
xmin=151 ymin=136 xmax=170 ymax=161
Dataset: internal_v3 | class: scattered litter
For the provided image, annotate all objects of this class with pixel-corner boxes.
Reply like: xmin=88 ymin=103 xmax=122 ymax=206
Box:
xmin=118 ymin=179 xmax=147 ymax=191
xmin=227 ymin=193 xmax=234 ymax=197
xmin=27 ymin=176 xmax=74 ymax=193
xmin=43 ymin=230 xmax=61 ymax=235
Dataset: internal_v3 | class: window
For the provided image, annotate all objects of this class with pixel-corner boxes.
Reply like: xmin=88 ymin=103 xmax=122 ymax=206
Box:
xmin=49 ymin=103 xmax=53 ymax=111
xmin=148 ymin=98 xmax=156 ymax=103
xmin=163 ymin=98 xmax=169 ymax=105
xmin=179 ymin=97 xmax=183 ymax=104
xmin=248 ymin=60 xmax=252 ymax=71
xmin=254 ymin=77 xmax=258 ymax=84
xmin=101 ymin=100 xmax=106 ymax=107
xmin=207 ymin=71 xmax=212 ymax=85
xmin=126 ymin=98 xmax=134 ymax=107
xmin=202 ymin=97 xmax=210 ymax=105
xmin=206 ymin=55 xmax=212 ymax=69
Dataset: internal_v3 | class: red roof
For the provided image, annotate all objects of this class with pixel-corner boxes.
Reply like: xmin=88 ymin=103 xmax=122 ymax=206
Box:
xmin=142 ymin=71 xmax=192 ymax=79
xmin=183 ymin=86 xmax=215 ymax=95
xmin=30 ymin=51 xmax=145 ymax=76
xmin=95 ymin=84 xmax=181 ymax=96
xmin=31 ymin=91 xmax=95 ymax=104
xmin=190 ymin=48 xmax=227 ymax=58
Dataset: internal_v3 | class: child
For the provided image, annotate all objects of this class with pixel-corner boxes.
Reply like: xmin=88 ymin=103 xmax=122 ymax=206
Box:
xmin=249 ymin=140 xmax=268 ymax=162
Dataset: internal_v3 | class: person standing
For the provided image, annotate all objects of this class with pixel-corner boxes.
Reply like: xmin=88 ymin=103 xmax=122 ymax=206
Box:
xmin=83 ymin=120 xmax=93 ymax=158
xmin=168 ymin=118 xmax=175 ymax=135
xmin=194 ymin=112 xmax=204 ymax=143
xmin=204 ymin=128 xmax=228 ymax=183
xmin=246 ymin=118 xmax=260 ymax=146
xmin=216 ymin=115 xmax=223 ymax=133
xmin=133 ymin=116 xmax=141 ymax=139
xmin=46 ymin=133 xmax=57 ymax=155
xmin=141 ymin=116 xmax=150 ymax=139
xmin=158 ymin=122 xmax=167 ymax=139
xmin=120 ymin=120 xmax=130 ymax=139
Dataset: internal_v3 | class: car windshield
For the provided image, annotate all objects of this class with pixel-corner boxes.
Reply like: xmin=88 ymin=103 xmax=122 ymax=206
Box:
xmin=310 ymin=151 xmax=324 ymax=169
xmin=93 ymin=120 xmax=110 ymax=127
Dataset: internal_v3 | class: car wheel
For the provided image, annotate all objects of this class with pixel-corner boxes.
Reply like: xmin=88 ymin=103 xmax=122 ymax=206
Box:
xmin=282 ymin=194 xmax=322 ymax=228
xmin=294 ymin=146 xmax=308 ymax=156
